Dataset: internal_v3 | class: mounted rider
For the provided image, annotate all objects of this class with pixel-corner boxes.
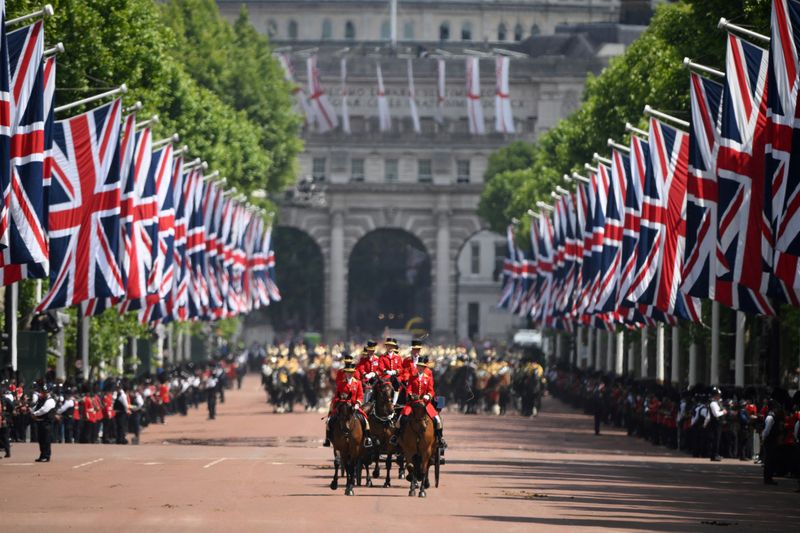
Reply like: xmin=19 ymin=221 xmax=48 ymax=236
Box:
xmin=392 ymin=355 xmax=447 ymax=449
xmin=356 ymin=341 xmax=381 ymax=401
xmin=379 ymin=338 xmax=404 ymax=388
xmin=324 ymin=359 xmax=373 ymax=448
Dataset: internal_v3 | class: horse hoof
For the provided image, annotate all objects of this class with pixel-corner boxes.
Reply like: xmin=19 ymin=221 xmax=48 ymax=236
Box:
xmin=424 ymin=479 xmax=430 ymax=489
xmin=383 ymin=481 xmax=391 ymax=488
xmin=345 ymin=488 xmax=354 ymax=496
xmin=373 ymin=469 xmax=380 ymax=478
xmin=419 ymin=490 xmax=427 ymax=498
xmin=366 ymin=480 xmax=373 ymax=488
xmin=408 ymin=490 xmax=416 ymax=497
xmin=330 ymin=481 xmax=338 ymax=490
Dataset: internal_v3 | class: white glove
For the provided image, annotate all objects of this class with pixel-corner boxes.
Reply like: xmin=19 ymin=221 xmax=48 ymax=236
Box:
xmin=365 ymin=372 xmax=376 ymax=380
xmin=386 ymin=370 xmax=396 ymax=376
xmin=354 ymin=402 xmax=361 ymax=410
xmin=423 ymin=394 xmax=431 ymax=402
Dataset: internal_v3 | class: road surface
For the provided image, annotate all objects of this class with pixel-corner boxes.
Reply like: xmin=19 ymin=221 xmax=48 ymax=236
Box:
xmin=0 ymin=376 xmax=797 ymax=532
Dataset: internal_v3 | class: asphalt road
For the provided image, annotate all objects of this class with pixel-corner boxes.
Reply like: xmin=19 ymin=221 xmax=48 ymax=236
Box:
xmin=1 ymin=377 xmax=797 ymax=532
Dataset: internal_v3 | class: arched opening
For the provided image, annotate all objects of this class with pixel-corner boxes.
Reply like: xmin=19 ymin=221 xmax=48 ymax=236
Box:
xmin=439 ymin=22 xmax=450 ymax=41
xmin=321 ymin=18 xmax=332 ymax=40
xmin=263 ymin=227 xmax=324 ymax=336
xmin=461 ymin=21 xmax=472 ymax=41
xmin=403 ymin=21 xmax=415 ymax=40
xmin=347 ymin=229 xmax=431 ymax=339
xmin=455 ymin=229 xmax=520 ymax=342
xmin=530 ymin=24 xmax=541 ymax=36
xmin=288 ymin=20 xmax=298 ymax=40
xmin=345 ymin=20 xmax=356 ymax=40
xmin=497 ymin=23 xmax=507 ymax=41
xmin=514 ymin=23 xmax=524 ymax=41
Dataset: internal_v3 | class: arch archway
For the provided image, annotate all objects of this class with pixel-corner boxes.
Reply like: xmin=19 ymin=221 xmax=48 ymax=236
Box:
xmin=264 ymin=226 xmax=324 ymax=335
xmin=347 ymin=229 xmax=431 ymax=339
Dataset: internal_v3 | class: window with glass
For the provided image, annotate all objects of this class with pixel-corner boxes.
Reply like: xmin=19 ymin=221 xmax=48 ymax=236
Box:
xmin=514 ymin=23 xmax=523 ymax=41
xmin=403 ymin=21 xmax=414 ymax=40
xmin=288 ymin=20 xmax=298 ymax=40
xmin=439 ymin=22 xmax=450 ymax=41
xmin=322 ymin=19 xmax=332 ymax=40
xmin=457 ymin=159 xmax=471 ymax=183
xmin=418 ymin=159 xmax=432 ymax=183
xmin=351 ymin=158 xmax=365 ymax=182
xmin=312 ymin=157 xmax=326 ymax=181
xmin=470 ymin=242 xmax=480 ymax=274
xmin=385 ymin=159 xmax=399 ymax=181
xmin=497 ymin=23 xmax=507 ymax=41
xmin=381 ymin=20 xmax=391 ymax=40
xmin=345 ymin=21 xmax=356 ymax=40
xmin=530 ymin=24 xmax=541 ymax=36
xmin=461 ymin=21 xmax=472 ymax=41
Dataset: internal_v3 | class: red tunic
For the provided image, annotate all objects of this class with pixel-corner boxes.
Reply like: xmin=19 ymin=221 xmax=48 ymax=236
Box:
xmin=379 ymin=352 xmax=403 ymax=378
xmin=356 ymin=355 xmax=382 ymax=381
xmin=402 ymin=371 xmax=438 ymax=419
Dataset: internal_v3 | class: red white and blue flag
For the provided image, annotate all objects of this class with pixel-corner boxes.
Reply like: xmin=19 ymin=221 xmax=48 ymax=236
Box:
xmin=37 ymin=99 xmax=124 ymax=311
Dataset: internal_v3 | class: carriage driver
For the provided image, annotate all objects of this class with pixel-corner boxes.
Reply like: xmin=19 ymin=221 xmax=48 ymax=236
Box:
xmin=324 ymin=360 xmax=373 ymax=448
xmin=391 ymin=355 xmax=447 ymax=449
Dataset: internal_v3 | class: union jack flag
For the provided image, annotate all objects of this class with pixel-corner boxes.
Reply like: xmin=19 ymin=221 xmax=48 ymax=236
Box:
xmin=265 ymin=235 xmax=281 ymax=302
xmin=532 ymin=213 xmax=554 ymax=323
xmin=716 ymin=33 xmax=777 ymax=301
xmin=185 ymin=169 xmax=207 ymax=318
xmin=684 ymin=71 xmax=774 ymax=314
xmin=597 ymin=151 xmax=627 ymax=313
xmin=0 ymin=22 xmax=49 ymax=285
xmin=768 ymin=0 xmax=800 ymax=298
xmin=37 ymin=99 xmax=124 ymax=311
xmin=628 ymin=118 xmax=700 ymax=321
xmin=497 ymin=224 xmax=517 ymax=309
xmin=170 ymin=156 xmax=190 ymax=321
xmin=0 ymin=0 xmax=10 ymax=250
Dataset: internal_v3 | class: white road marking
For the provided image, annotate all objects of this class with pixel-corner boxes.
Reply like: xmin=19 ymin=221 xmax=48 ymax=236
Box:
xmin=142 ymin=462 xmax=163 ymax=466
xmin=202 ymin=457 xmax=227 ymax=469
xmin=2 ymin=462 xmax=34 ymax=466
xmin=270 ymin=462 xmax=285 ymax=465
xmin=72 ymin=458 xmax=104 ymax=470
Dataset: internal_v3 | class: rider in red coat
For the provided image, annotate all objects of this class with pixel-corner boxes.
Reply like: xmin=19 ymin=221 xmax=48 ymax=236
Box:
xmin=324 ymin=359 xmax=373 ymax=448
xmin=379 ymin=338 xmax=403 ymax=380
xmin=392 ymin=356 xmax=446 ymax=448
xmin=356 ymin=344 xmax=382 ymax=402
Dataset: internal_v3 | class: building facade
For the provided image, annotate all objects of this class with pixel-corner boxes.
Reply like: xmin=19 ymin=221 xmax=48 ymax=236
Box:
xmin=217 ymin=1 xmax=643 ymax=343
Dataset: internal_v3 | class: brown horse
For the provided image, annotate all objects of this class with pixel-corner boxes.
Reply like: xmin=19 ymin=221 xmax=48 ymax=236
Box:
xmin=367 ymin=379 xmax=399 ymax=488
xmin=399 ymin=399 xmax=437 ymax=498
xmin=330 ymin=402 xmax=366 ymax=496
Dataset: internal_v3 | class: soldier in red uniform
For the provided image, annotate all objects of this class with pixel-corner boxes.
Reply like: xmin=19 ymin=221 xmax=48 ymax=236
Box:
xmin=392 ymin=356 xmax=446 ymax=448
xmin=356 ymin=344 xmax=382 ymax=402
xmin=400 ymin=339 xmax=424 ymax=384
xmin=379 ymin=338 xmax=403 ymax=382
xmin=323 ymin=361 xmax=373 ymax=448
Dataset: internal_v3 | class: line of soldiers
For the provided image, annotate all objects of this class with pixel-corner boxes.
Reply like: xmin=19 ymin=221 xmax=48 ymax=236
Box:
xmin=259 ymin=341 xmax=547 ymax=419
xmin=548 ymin=365 xmax=800 ymax=489
xmin=323 ymin=338 xmax=447 ymax=449
xmin=0 ymin=354 xmax=248 ymax=462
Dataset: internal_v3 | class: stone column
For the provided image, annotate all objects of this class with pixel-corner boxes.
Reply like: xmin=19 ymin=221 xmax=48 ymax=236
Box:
xmin=710 ymin=301 xmax=720 ymax=385
xmin=615 ymin=331 xmax=624 ymax=376
xmin=688 ymin=341 xmax=698 ymax=386
xmin=671 ymin=326 xmax=680 ymax=385
xmin=433 ymin=205 xmax=452 ymax=340
xmin=735 ymin=311 xmax=746 ymax=387
xmin=328 ymin=208 xmax=346 ymax=340
xmin=655 ymin=323 xmax=665 ymax=383
xmin=640 ymin=327 xmax=648 ymax=378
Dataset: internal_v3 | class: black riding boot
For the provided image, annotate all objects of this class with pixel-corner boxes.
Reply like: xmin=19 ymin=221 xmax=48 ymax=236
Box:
xmin=323 ymin=426 xmax=331 ymax=447
xmin=435 ymin=426 xmax=448 ymax=449
xmin=361 ymin=416 xmax=373 ymax=447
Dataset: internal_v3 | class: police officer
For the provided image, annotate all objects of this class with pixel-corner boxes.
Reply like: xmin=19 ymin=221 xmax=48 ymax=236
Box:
xmin=30 ymin=384 xmax=56 ymax=463
xmin=708 ymin=387 xmax=727 ymax=462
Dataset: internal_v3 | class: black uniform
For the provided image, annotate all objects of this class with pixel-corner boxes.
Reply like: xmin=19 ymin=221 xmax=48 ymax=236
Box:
xmin=32 ymin=395 xmax=56 ymax=462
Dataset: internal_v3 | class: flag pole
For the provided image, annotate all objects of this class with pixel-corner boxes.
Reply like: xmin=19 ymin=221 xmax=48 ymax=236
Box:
xmin=625 ymin=122 xmax=649 ymax=139
xmin=5 ymin=4 xmax=54 ymax=27
xmin=644 ymin=105 xmax=690 ymax=130
xmin=152 ymin=133 xmax=179 ymax=148
xmin=4 ymin=283 xmax=18 ymax=372
xmin=43 ymin=42 xmax=64 ymax=58
xmin=717 ymin=18 xmax=770 ymax=44
xmin=54 ymin=84 xmax=128 ymax=114
xmin=710 ymin=300 xmax=720 ymax=385
xmin=682 ymin=57 xmax=724 ymax=78
xmin=136 ymin=114 xmax=159 ymax=130
xmin=608 ymin=138 xmax=630 ymax=153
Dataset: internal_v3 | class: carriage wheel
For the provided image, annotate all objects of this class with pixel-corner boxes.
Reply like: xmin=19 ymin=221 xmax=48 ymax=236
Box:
xmin=434 ymin=447 xmax=441 ymax=488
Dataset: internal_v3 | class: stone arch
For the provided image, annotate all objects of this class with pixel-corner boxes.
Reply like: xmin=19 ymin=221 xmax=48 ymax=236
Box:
xmin=347 ymin=228 xmax=432 ymax=339
xmin=266 ymin=226 xmax=325 ymax=335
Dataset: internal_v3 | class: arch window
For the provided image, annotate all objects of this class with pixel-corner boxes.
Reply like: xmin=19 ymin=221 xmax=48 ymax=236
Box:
xmin=514 ymin=23 xmax=523 ymax=41
xmin=266 ymin=19 xmax=278 ymax=39
xmin=380 ymin=20 xmax=391 ymax=40
xmin=322 ymin=18 xmax=332 ymax=40
xmin=288 ymin=19 xmax=298 ymax=40
xmin=345 ymin=20 xmax=356 ymax=40
xmin=530 ymin=24 xmax=541 ymax=36
xmin=497 ymin=23 xmax=507 ymax=41
xmin=439 ymin=22 xmax=450 ymax=41
xmin=461 ymin=21 xmax=472 ymax=41
xmin=403 ymin=21 xmax=414 ymax=40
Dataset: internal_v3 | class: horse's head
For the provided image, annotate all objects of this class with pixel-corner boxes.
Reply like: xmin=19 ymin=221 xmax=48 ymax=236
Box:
xmin=374 ymin=380 xmax=395 ymax=416
xmin=410 ymin=399 xmax=430 ymax=429
xmin=335 ymin=401 xmax=355 ymax=433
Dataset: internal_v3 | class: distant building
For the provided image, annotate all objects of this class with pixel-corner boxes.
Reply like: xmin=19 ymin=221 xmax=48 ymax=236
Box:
xmin=218 ymin=1 xmax=645 ymax=343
